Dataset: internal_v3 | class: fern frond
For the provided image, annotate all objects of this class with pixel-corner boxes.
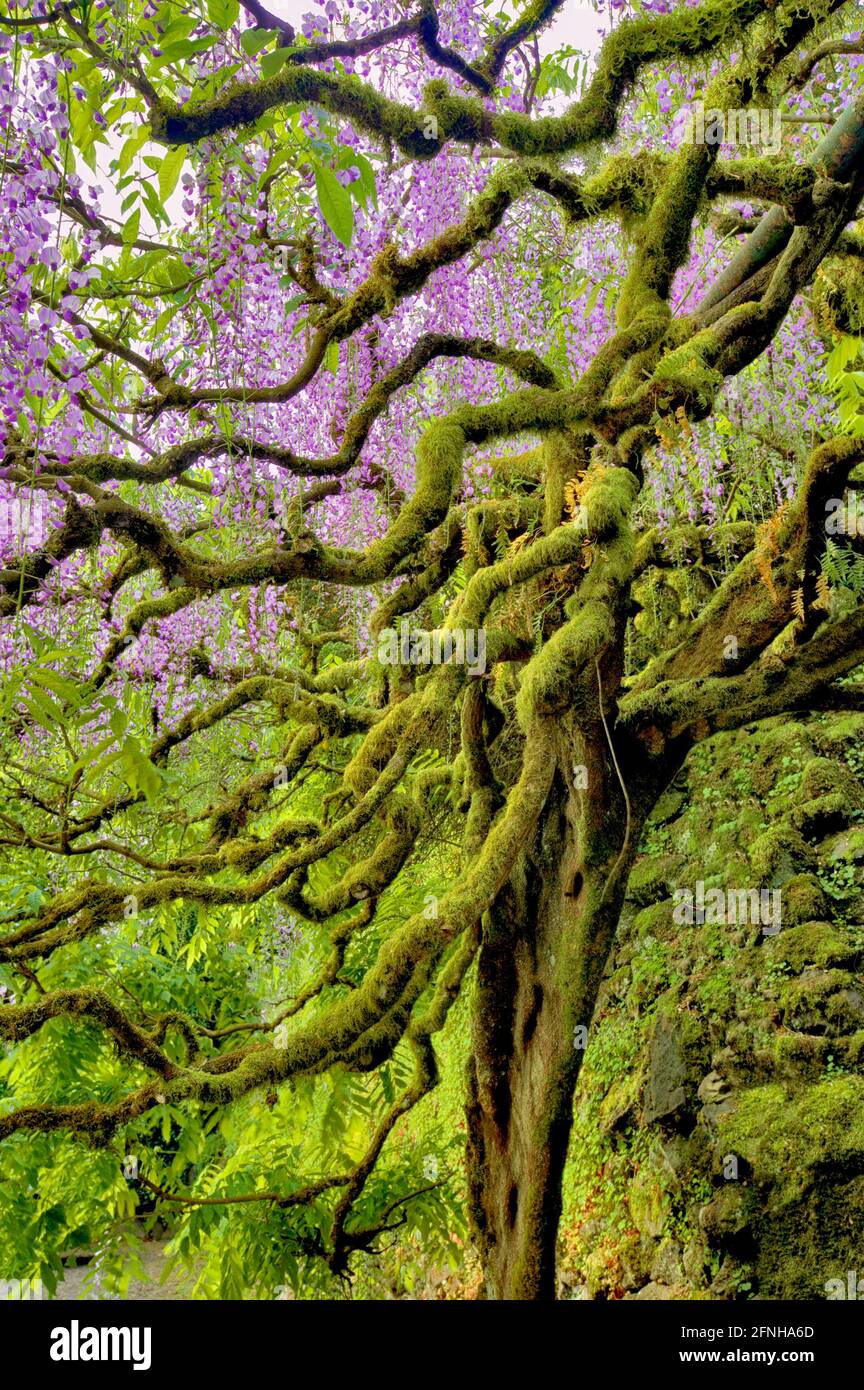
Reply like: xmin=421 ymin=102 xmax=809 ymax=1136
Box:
xmin=813 ymin=572 xmax=832 ymax=612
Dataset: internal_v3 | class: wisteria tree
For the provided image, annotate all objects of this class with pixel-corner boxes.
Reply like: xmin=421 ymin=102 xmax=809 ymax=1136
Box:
xmin=0 ymin=0 xmax=863 ymax=1301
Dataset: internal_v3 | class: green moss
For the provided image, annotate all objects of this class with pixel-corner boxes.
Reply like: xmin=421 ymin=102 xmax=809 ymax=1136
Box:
xmin=779 ymin=873 xmax=830 ymax=927
xmin=780 ymin=967 xmax=860 ymax=1031
xmin=630 ymin=900 xmax=673 ymax=939
xmin=714 ymin=1075 xmax=864 ymax=1296
xmin=800 ymin=756 xmax=863 ymax=804
xmin=695 ymin=964 xmax=735 ymax=1018
xmin=721 ymin=1081 xmax=864 ymax=1192
xmin=649 ymin=333 xmax=723 ymax=414
xmin=770 ymin=921 xmax=859 ymax=973
xmin=629 ymin=1166 xmax=672 ymax=1238
xmin=748 ymin=824 xmax=815 ymax=886
xmin=628 ymin=854 xmax=678 ymax=908
xmin=812 ymin=253 xmax=864 ymax=339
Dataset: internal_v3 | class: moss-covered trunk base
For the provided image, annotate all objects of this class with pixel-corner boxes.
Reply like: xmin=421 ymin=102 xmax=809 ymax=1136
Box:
xmin=465 ymin=724 xmax=639 ymax=1299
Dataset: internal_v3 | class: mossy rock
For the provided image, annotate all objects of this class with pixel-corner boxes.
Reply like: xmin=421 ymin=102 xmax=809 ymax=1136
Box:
xmin=772 ymin=1030 xmax=864 ymax=1078
xmin=813 ymin=712 xmax=864 ymax=756
xmin=812 ymin=253 xmax=864 ymax=337
xmin=565 ymin=709 xmax=864 ymax=1299
xmin=698 ymin=1183 xmax=756 ymax=1241
xmin=781 ymin=968 xmax=864 ymax=1036
xmin=643 ymin=1009 xmax=707 ymax=1126
xmin=624 ymin=1280 xmax=679 ymax=1299
xmin=629 ymin=1167 xmax=672 ymax=1238
xmin=792 ymin=793 xmax=858 ymax=840
xmin=716 ymin=1077 xmax=864 ymax=1296
xmin=647 ymin=787 xmax=687 ymax=825
xmin=799 ymin=757 xmax=862 ymax=805
xmin=628 ymin=853 xmax=680 ymax=908
xmin=630 ymin=899 xmax=674 ymax=941
xmin=694 ymin=964 xmax=736 ymax=1021
xmin=772 ymin=1030 xmax=835 ymax=1078
xmin=748 ymin=824 xmax=815 ymax=887
xmin=769 ymin=921 xmax=859 ymax=973
xmin=744 ymin=723 xmax=813 ymax=797
xmin=828 ymin=989 xmax=864 ymax=1036
xmin=837 ymin=1029 xmax=864 ymax=1069
xmin=823 ymin=827 xmax=864 ymax=864
xmin=779 ymin=873 xmax=829 ymax=927
xmin=789 ymin=758 xmax=863 ymax=838
xmin=599 ymin=1063 xmax=645 ymax=1135
xmin=582 ymin=1235 xmax=648 ymax=1298
xmin=650 ymin=1237 xmax=686 ymax=1285
xmin=595 ymin=963 xmax=633 ymax=1013
xmin=581 ymin=1247 xmax=612 ymax=1299
xmin=760 ymin=1172 xmax=864 ymax=1298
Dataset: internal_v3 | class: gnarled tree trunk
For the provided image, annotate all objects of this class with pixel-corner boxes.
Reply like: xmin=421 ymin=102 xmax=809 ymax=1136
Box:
xmin=465 ymin=719 xmax=649 ymax=1299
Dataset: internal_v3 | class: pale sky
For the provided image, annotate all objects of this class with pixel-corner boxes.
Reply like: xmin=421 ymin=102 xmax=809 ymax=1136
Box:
xmin=262 ymin=1 xmax=606 ymax=56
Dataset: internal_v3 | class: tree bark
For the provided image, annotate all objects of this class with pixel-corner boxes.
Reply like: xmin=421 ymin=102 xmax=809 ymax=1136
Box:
xmin=465 ymin=719 xmax=644 ymax=1299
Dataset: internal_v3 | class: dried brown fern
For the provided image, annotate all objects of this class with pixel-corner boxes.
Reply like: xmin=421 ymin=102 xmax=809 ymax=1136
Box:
xmin=753 ymin=503 xmax=788 ymax=604
xmin=813 ymin=572 xmax=833 ymax=612
xmin=792 ymin=586 xmax=805 ymax=622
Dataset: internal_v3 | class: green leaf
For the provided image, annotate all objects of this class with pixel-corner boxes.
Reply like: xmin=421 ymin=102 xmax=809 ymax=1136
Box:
xmin=71 ymin=735 xmax=117 ymax=778
xmin=240 ymin=26 xmax=276 ymax=55
xmin=121 ymin=209 xmax=141 ymax=245
xmin=140 ymin=179 xmax=168 ymax=226
xmin=323 ymin=341 xmax=339 ymax=374
xmin=117 ymin=126 xmax=150 ymax=176
xmin=260 ymin=47 xmax=294 ymax=79
xmin=20 ymin=621 xmax=47 ymax=657
xmin=154 ymin=302 xmax=184 ymax=334
xmin=109 ymin=708 xmax=128 ymax=740
xmin=258 ymin=144 xmax=296 ymax=188
xmin=158 ymin=15 xmax=198 ymax=45
xmin=30 ymin=668 xmax=82 ymax=703
xmin=158 ymin=35 xmax=221 ymax=61
xmin=349 ymin=151 xmax=377 ymax=209
xmin=102 ymin=101 xmax=128 ymax=132
xmin=207 ymin=0 xmax=240 ymax=30
xmin=70 ymin=100 xmax=96 ymax=159
xmin=839 ymin=394 xmax=860 ymax=430
xmin=158 ymin=146 xmax=186 ymax=203
xmin=128 ymin=248 xmax=168 ymax=279
xmin=19 ymin=690 xmax=63 ymax=730
xmin=313 ymin=161 xmax=353 ymax=248
xmin=826 ymin=335 xmax=863 ymax=383
xmin=120 ymin=736 xmax=163 ymax=804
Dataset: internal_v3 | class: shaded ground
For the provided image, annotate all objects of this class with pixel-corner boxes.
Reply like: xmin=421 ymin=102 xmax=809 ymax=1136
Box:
xmin=49 ymin=1241 xmax=198 ymax=1301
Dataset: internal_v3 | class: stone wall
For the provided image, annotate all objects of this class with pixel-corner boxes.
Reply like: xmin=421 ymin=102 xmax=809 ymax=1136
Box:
xmin=559 ymin=710 xmax=864 ymax=1301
